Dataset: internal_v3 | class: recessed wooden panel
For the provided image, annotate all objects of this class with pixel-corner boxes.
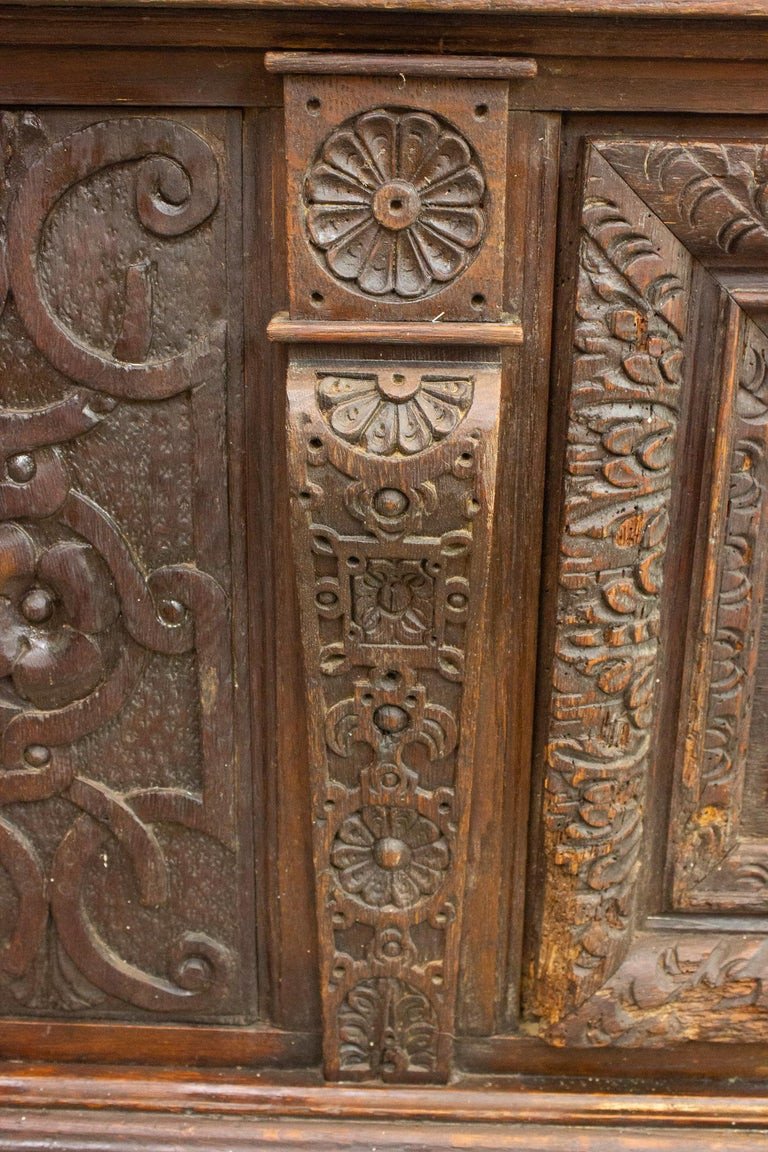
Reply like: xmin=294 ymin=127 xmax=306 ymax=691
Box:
xmin=0 ymin=110 xmax=255 ymax=1024
xmin=668 ymin=318 xmax=768 ymax=911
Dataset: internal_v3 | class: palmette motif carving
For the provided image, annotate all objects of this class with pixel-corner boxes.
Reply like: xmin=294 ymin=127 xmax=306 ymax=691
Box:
xmin=288 ymin=358 xmax=499 ymax=1081
xmin=338 ymin=976 xmax=438 ymax=1078
xmin=304 ymin=108 xmax=487 ymax=301
xmin=0 ymin=112 xmax=245 ymax=1020
xmin=533 ymin=147 xmax=692 ymax=1026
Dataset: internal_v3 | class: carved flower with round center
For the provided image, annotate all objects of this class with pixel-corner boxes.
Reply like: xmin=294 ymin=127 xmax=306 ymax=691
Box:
xmin=304 ymin=108 xmax=487 ymax=300
xmin=331 ymin=805 xmax=449 ymax=909
xmin=0 ymin=522 xmax=119 ymax=710
xmin=317 ymin=370 xmax=473 ymax=456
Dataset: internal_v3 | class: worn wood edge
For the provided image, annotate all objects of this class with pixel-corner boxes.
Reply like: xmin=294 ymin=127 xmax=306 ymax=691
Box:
xmin=2 ymin=1111 xmax=768 ymax=1152
xmin=265 ymin=50 xmax=537 ymax=76
xmin=4 ymin=1065 xmax=768 ymax=1127
xmin=267 ymin=313 xmax=524 ymax=346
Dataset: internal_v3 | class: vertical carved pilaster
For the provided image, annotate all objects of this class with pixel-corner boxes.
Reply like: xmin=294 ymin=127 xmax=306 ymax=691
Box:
xmin=272 ymin=55 xmax=519 ymax=1078
xmin=287 ymin=358 xmax=499 ymax=1081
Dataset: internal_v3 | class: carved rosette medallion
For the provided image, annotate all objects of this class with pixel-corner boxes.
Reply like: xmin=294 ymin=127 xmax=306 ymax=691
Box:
xmin=304 ymin=108 xmax=487 ymax=302
xmin=288 ymin=358 xmax=500 ymax=1081
xmin=283 ymin=73 xmax=509 ymax=320
xmin=0 ymin=112 xmax=248 ymax=1021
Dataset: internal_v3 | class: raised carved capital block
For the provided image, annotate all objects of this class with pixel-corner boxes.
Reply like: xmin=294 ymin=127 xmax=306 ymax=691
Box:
xmin=280 ymin=66 xmax=510 ymax=323
xmin=287 ymin=357 xmax=500 ymax=1080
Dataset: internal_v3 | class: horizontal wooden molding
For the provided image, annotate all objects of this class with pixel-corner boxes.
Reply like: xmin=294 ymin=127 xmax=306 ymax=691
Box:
xmin=6 ymin=1109 xmax=768 ymax=1152
xmin=3 ymin=1066 xmax=768 ymax=1129
xmin=267 ymin=313 xmax=524 ymax=346
xmin=264 ymin=51 xmax=538 ymax=78
xmin=0 ymin=1021 xmax=319 ymax=1068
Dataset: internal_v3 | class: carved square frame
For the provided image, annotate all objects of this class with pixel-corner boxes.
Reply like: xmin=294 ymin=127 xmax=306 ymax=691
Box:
xmin=529 ymin=138 xmax=768 ymax=1046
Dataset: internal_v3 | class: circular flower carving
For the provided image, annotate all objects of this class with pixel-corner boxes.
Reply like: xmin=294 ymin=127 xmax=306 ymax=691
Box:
xmin=352 ymin=558 xmax=435 ymax=646
xmin=331 ymin=805 xmax=449 ymax=909
xmin=304 ymin=108 xmax=487 ymax=300
xmin=0 ymin=523 xmax=119 ymax=710
xmin=318 ymin=370 xmax=473 ymax=456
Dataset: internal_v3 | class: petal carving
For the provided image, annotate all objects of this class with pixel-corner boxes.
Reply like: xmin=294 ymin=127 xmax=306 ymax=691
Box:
xmin=304 ymin=108 xmax=487 ymax=300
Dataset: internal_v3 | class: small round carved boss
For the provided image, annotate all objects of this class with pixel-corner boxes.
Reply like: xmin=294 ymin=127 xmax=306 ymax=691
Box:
xmin=303 ymin=108 xmax=488 ymax=301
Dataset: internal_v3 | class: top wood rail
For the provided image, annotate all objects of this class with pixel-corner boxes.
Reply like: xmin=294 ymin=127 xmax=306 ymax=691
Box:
xmin=265 ymin=52 xmax=538 ymax=79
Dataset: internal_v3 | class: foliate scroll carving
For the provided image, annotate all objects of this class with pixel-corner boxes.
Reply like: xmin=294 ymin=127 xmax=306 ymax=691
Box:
xmin=304 ymin=109 xmax=487 ymax=301
xmin=549 ymin=930 xmax=768 ymax=1047
xmin=597 ymin=139 xmax=768 ymax=264
xmin=288 ymin=357 xmax=499 ymax=1081
xmin=7 ymin=116 xmax=225 ymax=400
xmin=0 ymin=112 xmax=248 ymax=1022
xmin=532 ymin=146 xmax=692 ymax=1026
xmin=283 ymin=73 xmax=509 ymax=321
xmin=671 ymin=321 xmax=768 ymax=910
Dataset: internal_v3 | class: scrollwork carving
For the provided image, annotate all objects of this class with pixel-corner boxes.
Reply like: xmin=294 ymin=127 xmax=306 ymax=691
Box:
xmin=7 ymin=116 xmax=225 ymax=401
xmin=0 ymin=111 xmax=243 ymax=1022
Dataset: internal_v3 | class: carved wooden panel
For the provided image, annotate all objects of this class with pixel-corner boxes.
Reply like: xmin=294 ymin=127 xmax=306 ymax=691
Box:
xmin=530 ymin=146 xmax=694 ymax=1025
xmin=287 ymin=356 xmax=500 ymax=1080
xmin=281 ymin=73 xmax=509 ymax=323
xmin=527 ymin=136 xmax=768 ymax=1047
xmin=597 ymin=139 xmax=768 ymax=268
xmin=0 ymin=110 xmax=253 ymax=1022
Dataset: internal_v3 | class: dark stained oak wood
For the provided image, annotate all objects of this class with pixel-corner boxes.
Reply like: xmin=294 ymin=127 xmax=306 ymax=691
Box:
xmin=4 ymin=12 xmax=768 ymax=61
xmin=7 ymin=0 xmax=768 ymax=14
xmin=268 ymin=315 xmax=524 ymax=345
xmin=0 ymin=47 xmax=280 ymax=105
xmin=5 ymin=8 xmax=768 ymax=1150
xmin=265 ymin=51 xmax=538 ymax=77
xmin=6 ymin=1063 xmax=768 ymax=1125
xmin=4 ymin=1109 xmax=768 ymax=1152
